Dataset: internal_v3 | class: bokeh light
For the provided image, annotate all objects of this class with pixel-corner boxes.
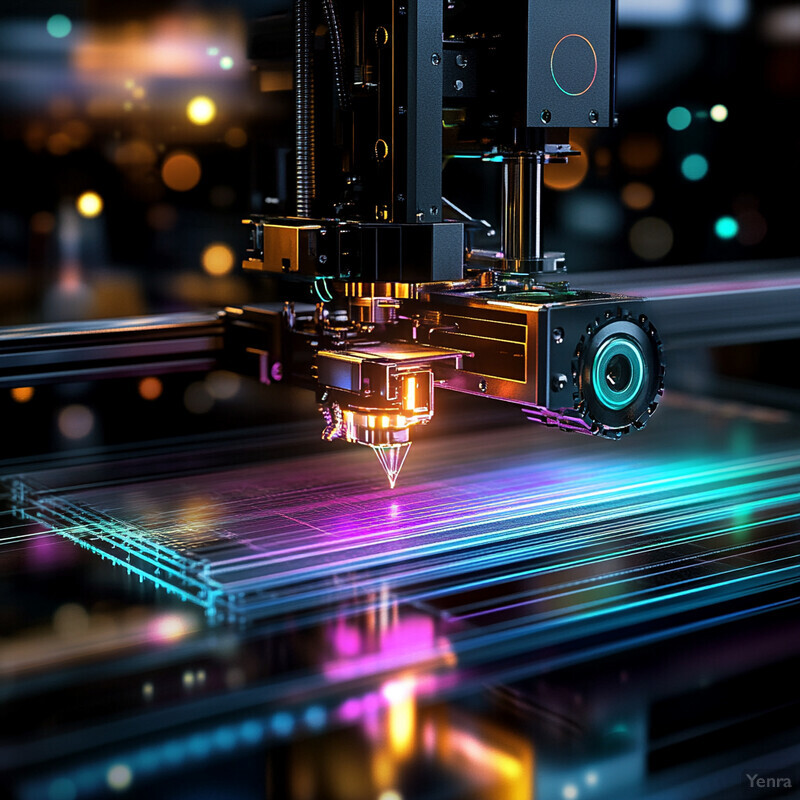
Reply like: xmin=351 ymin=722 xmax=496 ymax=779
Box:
xmin=53 ymin=603 xmax=89 ymax=637
xmin=629 ymin=217 xmax=674 ymax=260
xmin=47 ymin=132 xmax=72 ymax=156
xmin=710 ymin=104 xmax=729 ymax=122
xmin=114 ymin=140 xmax=157 ymax=169
xmin=737 ymin=210 xmax=768 ymax=246
xmin=715 ymin=215 xmax=739 ymax=240
xmin=201 ymin=243 xmax=235 ymax=276
xmin=106 ymin=764 xmax=133 ymax=792
xmin=146 ymin=204 xmax=178 ymax=231
xmin=621 ymin=182 xmax=655 ymax=211
xmin=220 ymin=56 xmax=234 ymax=70
xmin=187 ymin=96 xmax=216 ymax=126
xmin=184 ymin=383 xmax=214 ymax=415
xmin=58 ymin=405 xmax=95 ymax=440
xmin=76 ymin=191 xmax=103 ymax=218
xmin=11 ymin=387 xmax=35 ymax=404
xmin=149 ymin=613 xmax=193 ymax=643
xmin=619 ymin=135 xmax=662 ymax=173
xmin=138 ymin=377 xmax=163 ymax=401
xmin=161 ymin=152 xmax=202 ymax=192
xmin=544 ymin=144 xmax=589 ymax=191
xmin=47 ymin=777 xmax=76 ymax=800
xmin=30 ymin=211 xmax=56 ymax=235
xmin=63 ymin=120 xmax=91 ymax=148
xmin=206 ymin=371 xmax=241 ymax=400
xmin=667 ymin=106 xmax=692 ymax=131
xmin=224 ymin=127 xmax=248 ymax=148
xmin=46 ymin=14 xmax=72 ymax=39
xmin=681 ymin=154 xmax=709 ymax=181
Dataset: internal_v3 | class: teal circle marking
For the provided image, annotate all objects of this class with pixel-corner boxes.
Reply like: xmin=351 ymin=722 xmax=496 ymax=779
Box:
xmin=592 ymin=337 xmax=646 ymax=411
xmin=550 ymin=34 xmax=598 ymax=97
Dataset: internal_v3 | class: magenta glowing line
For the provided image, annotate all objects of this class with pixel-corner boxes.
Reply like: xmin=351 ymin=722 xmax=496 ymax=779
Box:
xmin=550 ymin=34 xmax=598 ymax=97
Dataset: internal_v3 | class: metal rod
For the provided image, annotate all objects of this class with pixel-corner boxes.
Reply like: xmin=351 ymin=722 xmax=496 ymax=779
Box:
xmin=502 ymin=152 xmax=544 ymax=273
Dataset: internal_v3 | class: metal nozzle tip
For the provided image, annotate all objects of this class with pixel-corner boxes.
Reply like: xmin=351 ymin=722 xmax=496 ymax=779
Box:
xmin=372 ymin=443 xmax=412 ymax=489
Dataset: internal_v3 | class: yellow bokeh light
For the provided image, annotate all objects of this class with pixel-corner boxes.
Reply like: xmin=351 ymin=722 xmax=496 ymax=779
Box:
xmin=202 ymin=243 xmax=235 ymax=276
xmin=710 ymin=103 xmax=729 ymax=123
xmin=11 ymin=387 xmax=35 ymax=404
xmin=77 ymin=191 xmax=103 ymax=218
xmin=187 ymin=96 xmax=216 ymax=126
xmin=161 ymin=152 xmax=202 ymax=192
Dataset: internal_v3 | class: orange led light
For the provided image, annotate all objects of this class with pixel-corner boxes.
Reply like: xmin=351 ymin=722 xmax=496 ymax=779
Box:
xmin=404 ymin=376 xmax=417 ymax=412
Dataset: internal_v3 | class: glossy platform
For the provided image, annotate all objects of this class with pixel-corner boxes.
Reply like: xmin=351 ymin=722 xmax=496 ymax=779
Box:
xmin=3 ymin=396 xmax=800 ymax=800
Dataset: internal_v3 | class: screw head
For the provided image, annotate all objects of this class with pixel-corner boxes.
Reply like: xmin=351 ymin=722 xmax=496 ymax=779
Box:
xmin=431 ymin=53 xmax=441 ymax=66
xmin=541 ymin=109 xmax=552 ymax=124
xmin=318 ymin=255 xmax=328 ymax=264
xmin=456 ymin=53 xmax=468 ymax=69
xmin=478 ymin=379 xmax=488 ymax=393
xmin=551 ymin=374 xmax=568 ymax=393
xmin=552 ymin=327 xmax=564 ymax=344
xmin=588 ymin=109 xmax=599 ymax=124
xmin=454 ymin=79 xmax=464 ymax=92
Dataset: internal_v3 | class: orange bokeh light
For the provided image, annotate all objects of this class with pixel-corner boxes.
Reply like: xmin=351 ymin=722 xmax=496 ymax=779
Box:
xmin=138 ymin=376 xmax=163 ymax=401
xmin=161 ymin=152 xmax=202 ymax=192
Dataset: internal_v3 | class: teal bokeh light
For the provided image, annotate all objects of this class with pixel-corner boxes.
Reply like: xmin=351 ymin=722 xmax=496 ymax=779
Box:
xmin=715 ymin=216 xmax=739 ymax=240
xmin=46 ymin=14 xmax=72 ymax=38
xmin=682 ymin=154 xmax=709 ymax=181
xmin=667 ymin=106 xmax=692 ymax=131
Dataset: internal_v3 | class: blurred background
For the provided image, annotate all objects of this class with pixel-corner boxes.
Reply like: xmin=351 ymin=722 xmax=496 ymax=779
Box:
xmin=0 ymin=0 xmax=798 ymax=456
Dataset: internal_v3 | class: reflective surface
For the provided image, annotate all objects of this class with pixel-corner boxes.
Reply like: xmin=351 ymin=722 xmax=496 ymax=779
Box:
xmin=4 ymin=398 xmax=800 ymax=799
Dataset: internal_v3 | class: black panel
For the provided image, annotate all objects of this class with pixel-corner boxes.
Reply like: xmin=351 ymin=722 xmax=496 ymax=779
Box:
xmin=527 ymin=0 xmax=616 ymax=128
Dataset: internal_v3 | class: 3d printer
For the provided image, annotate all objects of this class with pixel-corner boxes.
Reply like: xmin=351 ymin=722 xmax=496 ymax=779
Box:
xmin=238 ymin=0 xmax=665 ymax=485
